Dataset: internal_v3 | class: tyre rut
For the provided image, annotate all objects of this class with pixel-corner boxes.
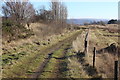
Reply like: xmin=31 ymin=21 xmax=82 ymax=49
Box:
xmin=30 ymin=31 xmax=82 ymax=79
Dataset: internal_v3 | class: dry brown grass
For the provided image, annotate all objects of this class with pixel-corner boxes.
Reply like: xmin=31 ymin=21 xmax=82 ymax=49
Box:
xmin=90 ymin=29 xmax=118 ymax=78
xmin=96 ymin=53 xmax=116 ymax=78
xmin=72 ymin=30 xmax=89 ymax=52
xmin=72 ymin=26 xmax=119 ymax=78
xmin=2 ymin=22 xmax=70 ymax=50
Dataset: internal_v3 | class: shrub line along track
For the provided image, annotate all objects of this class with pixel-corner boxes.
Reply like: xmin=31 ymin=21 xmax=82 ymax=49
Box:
xmin=30 ymin=30 xmax=82 ymax=79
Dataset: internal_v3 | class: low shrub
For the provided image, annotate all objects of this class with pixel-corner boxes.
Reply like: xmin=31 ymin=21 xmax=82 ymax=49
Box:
xmin=2 ymin=19 xmax=13 ymax=27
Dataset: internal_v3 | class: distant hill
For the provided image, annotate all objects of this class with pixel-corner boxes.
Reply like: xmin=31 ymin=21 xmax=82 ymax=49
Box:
xmin=67 ymin=18 xmax=109 ymax=25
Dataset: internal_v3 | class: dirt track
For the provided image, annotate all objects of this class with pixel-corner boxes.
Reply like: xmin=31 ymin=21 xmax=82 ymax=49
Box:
xmin=30 ymin=31 xmax=82 ymax=79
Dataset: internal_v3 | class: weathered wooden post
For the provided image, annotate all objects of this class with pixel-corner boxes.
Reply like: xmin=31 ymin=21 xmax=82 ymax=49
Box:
xmin=114 ymin=60 xmax=119 ymax=80
xmin=84 ymin=29 xmax=89 ymax=54
xmin=93 ymin=47 xmax=96 ymax=68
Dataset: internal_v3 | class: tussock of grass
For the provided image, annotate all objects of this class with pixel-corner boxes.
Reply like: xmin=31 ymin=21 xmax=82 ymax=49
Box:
xmin=67 ymin=56 xmax=89 ymax=78
xmin=2 ymin=51 xmax=27 ymax=66
xmin=72 ymin=31 xmax=86 ymax=52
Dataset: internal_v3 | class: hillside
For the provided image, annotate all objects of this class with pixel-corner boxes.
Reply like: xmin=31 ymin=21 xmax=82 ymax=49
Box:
xmin=67 ymin=18 xmax=109 ymax=25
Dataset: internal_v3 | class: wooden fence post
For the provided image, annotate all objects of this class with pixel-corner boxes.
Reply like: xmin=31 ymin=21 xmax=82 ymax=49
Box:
xmin=84 ymin=30 xmax=89 ymax=54
xmin=114 ymin=60 xmax=119 ymax=80
xmin=93 ymin=47 xmax=96 ymax=68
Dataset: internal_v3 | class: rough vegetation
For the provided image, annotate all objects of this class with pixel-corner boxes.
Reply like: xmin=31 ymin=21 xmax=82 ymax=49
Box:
xmin=2 ymin=23 xmax=119 ymax=79
xmin=1 ymin=0 xmax=119 ymax=79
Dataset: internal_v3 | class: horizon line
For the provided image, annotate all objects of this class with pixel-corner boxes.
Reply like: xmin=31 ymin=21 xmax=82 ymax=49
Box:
xmin=67 ymin=18 xmax=117 ymax=20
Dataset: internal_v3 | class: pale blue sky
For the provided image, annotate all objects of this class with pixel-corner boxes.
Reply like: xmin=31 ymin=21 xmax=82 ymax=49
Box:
xmin=1 ymin=1 xmax=118 ymax=19
xmin=30 ymin=1 xmax=118 ymax=19
xmin=66 ymin=2 xmax=118 ymax=19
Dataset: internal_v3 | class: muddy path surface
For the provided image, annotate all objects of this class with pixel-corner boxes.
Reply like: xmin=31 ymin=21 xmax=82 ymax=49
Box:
xmin=30 ymin=31 xmax=82 ymax=79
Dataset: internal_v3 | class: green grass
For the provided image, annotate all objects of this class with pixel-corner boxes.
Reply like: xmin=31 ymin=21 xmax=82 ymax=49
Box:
xmin=52 ymin=49 xmax=64 ymax=58
xmin=32 ymin=28 xmax=119 ymax=78
xmin=39 ymin=42 xmax=73 ymax=78
xmin=40 ymin=58 xmax=57 ymax=78
xmin=2 ymin=30 xmax=82 ymax=78
xmin=2 ymin=42 xmax=49 ymax=77
xmin=66 ymin=47 xmax=89 ymax=78
xmin=40 ymin=47 xmax=64 ymax=78
xmin=18 ymin=29 xmax=86 ymax=78
xmin=2 ymin=51 xmax=27 ymax=66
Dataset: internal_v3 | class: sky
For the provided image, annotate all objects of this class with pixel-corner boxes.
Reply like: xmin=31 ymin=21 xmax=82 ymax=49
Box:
xmin=66 ymin=2 xmax=118 ymax=19
xmin=30 ymin=1 xmax=118 ymax=19
xmin=1 ymin=0 xmax=119 ymax=19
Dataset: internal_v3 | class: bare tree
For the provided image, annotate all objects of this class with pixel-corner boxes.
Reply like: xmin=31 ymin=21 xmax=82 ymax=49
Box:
xmin=50 ymin=0 xmax=67 ymax=24
xmin=2 ymin=5 xmax=9 ymax=20
xmin=36 ymin=5 xmax=53 ymax=22
xmin=60 ymin=3 xmax=67 ymax=26
xmin=50 ymin=1 xmax=59 ymax=21
xmin=2 ymin=0 xmax=35 ymax=25
xmin=36 ymin=5 xmax=46 ymax=21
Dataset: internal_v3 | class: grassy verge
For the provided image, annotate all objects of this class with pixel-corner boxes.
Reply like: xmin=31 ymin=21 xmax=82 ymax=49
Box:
xmin=40 ymin=49 xmax=64 ymax=78
xmin=2 ymin=30 xmax=82 ymax=78
xmin=39 ymin=43 xmax=71 ymax=78
xmin=86 ymin=28 xmax=118 ymax=78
